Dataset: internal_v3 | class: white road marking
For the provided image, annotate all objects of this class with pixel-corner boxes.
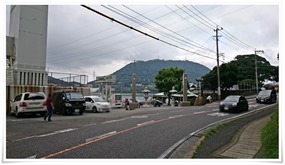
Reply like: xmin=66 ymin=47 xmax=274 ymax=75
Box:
xmin=207 ymin=105 xmax=217 ymax=108
xmin=193 ymin=111 xmax=205 ymax=114
xmin=102 ymin=118 xmax=126 ymax=124
xmin=208 ymin=112 xmax=229 ymax=117
xmin=83 ymin=123 xmax=97 ymax=127
xmin=169 ymin=115 xmax=184 ymax=119
xmin=13 ymin=128 xmax=77 ymax=141
xmin=137 ymin=120 xmax=155 ymax=126
xmin=249 ymin=105 xmax=258 ymax=108
xmin=131 ymin=115 xmax=148 ymax=118
xmin=212 ymin=109 xmax=219 ymax=111
xmin=148 ymin=113 xmax=161 ymax=116
xmin=85 ymin=131 xmax=117 ymax=142
xmin=38 ymin=128 xmax=77 ymax=137
xmin=26 ymin=154 xmax=37 ymax=159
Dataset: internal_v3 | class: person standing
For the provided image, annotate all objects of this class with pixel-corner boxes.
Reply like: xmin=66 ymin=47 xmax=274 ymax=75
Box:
xmin=44 ymin=94 xmax=54 ymax=121
xmin=124 ymin=98 xmax=130 ymax=110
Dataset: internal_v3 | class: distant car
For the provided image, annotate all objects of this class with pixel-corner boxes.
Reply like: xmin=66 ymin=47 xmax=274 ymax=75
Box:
xmin=10 ymin=92 xmax=47 ymax=117
xmin=256 ymin=89 xmax=277 ymax=104
xmin=219 ymin=95 xmax=249 ymax=113
xmin=151 ymin=99 xmax=163 ymax=107
xmin=84 ymin=96 xmax=111 ymax=113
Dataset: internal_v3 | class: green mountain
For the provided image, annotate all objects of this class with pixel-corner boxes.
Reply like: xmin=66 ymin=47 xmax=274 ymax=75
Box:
xmin=89 ymin=59 xmax=210 ymax=93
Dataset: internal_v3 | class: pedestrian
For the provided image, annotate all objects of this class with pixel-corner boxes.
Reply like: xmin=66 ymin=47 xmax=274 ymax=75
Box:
xmin=44 ymin=94 xmax=54 ymax=121
xmin=125 ymin=98 xmax=130 ymax=110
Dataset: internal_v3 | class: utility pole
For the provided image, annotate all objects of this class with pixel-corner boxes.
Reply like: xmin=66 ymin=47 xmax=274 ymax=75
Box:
xmin=255 ymin=49 xmax=264 ymax=94
xmin=214 ymin=26 xmax=223 ymax=100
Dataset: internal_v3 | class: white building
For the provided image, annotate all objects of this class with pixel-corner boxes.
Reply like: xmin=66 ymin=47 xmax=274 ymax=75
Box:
xmin=6 ymin=5 xmax=48 ymax=86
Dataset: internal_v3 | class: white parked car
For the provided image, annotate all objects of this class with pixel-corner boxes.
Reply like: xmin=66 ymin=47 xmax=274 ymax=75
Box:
xmin=84 ymin=96 xmax=111 ymax=113
xmin=10 ymin=92 xmax=47 ymax=117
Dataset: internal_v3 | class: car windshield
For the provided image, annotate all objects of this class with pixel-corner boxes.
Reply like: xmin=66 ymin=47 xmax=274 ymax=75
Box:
xmin=258 ymin=90 xmax=271 ymax=96
xmin=224 ymin=96 xmax=240 ymax=102
xmin=66 ymin=92 xmax=84 ymax=99
xmin=94 ymin=97 xmax=105 ymax=102
xmin=115 ymin=95 xmax=122 ymax=100
xmin=24 ymin=93 xmax=45 ymax=100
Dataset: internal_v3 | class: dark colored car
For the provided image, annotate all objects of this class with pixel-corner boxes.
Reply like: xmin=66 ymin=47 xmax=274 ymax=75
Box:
xmin=256 ymin=90 xmax=277 ymax=104
xmin=52 ymin=90 xmax=86 ymax=115
xmin=152 ymin=99 xmax=163 ymax=107
xmin=219 ymin=95 xmax=248 ymax=113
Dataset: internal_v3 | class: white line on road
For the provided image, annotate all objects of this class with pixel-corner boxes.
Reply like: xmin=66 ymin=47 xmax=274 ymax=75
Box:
xmin=148 ymin=113 xmax=161 ymax=116
xmin=38 ymin=128 xmax=77 ymax=137
xmin=131 ymin=115 xmax=149 ymax=118
xmin=13 ymin=128 xmax=77 ymax=142
xmin=208 ymin=112 xmax=229 ymax=117
xmin=169 ymin=115 xmax=184 ymax=119
xmin=26 ymin=154 xmax=37 ymax=159
xmin=193 ymin=111 xmax=205 ymax=114
xmin=83 ymin=123 xmax=97 ymax=127
xmin=102 ymin=118 xmax=126 ymax=124
xmin=85 ymin=131 xmax=117 ymax=142
xmin=137 ymin=120 xmax=155 ymax=126
xmin=212 ymin=109 xmax=219 ymax=111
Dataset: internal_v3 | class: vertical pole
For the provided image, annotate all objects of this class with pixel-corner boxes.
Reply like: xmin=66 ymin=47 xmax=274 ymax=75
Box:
xmin=214 ymin=26 xmax=222 ymax=100
xmin=132 ymin=60 xmax=136 ymax=103
xmin=255 ymin=50 xmax=264 ymax=94
xmin=255 ymin=50 xmax=258 ymax=94
xmin=183 ymin=73 xmax=188 ymax=102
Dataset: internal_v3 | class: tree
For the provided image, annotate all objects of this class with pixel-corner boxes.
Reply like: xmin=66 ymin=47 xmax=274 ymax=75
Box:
xmin=202 ymin=54 xmax=278 ymax=91
xmin=154 ymin=67 xmax=184 ymax=93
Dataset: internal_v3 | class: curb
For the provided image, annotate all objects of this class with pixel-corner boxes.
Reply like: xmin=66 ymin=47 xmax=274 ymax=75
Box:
xmin=159 ymin=103 xmax=277 ymax=158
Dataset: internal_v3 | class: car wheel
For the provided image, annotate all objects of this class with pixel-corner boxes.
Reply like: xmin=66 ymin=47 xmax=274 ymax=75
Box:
xmin=92 ymin=107 xmax=97 ymax=113
xmin=15 ymin=109 xmax=22 ymax=118
xmin=62 ymin=108 xmax=67 ymax=115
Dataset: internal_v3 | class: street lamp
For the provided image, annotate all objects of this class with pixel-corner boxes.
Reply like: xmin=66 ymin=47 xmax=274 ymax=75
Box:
xmin=143 ymin=87 xmax=150 ymax=102
xmin=196 ymin=77 xmax=203 ymax=97
xmin=169 ymin=86 xmax=177 ymax=106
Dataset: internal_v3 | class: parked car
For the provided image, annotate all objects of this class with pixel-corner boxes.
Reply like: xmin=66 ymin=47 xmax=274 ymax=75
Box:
xmin=151 ymin=99 xmax=163 ymax=107
xmin=219 ymin=95 xmax=248 ymax=113
xmin=10 ymin=92 xmax=47 ymax=117
xmin=52 ymin=90 xmax=86 ymax=115
xmin=256 ymin=89 xmax=277 ymax=104
xmin=84 ymin=96 xmax=111 ymax=113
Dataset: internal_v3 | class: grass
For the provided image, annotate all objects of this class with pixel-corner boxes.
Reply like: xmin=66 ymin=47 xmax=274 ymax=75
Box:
xmin=193 ymin=123 xmax=226 ymax=156
xmin=260 ymin=109 xmax=279 ymax=158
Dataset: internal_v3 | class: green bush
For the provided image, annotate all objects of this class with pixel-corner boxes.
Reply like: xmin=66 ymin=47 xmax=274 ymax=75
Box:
xmin=261 ymin=110 xmax=279 ymax=158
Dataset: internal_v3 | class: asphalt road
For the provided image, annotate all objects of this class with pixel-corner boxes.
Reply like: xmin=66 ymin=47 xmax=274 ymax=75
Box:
xmin=5 ymin=97 xmax=270 ymax=159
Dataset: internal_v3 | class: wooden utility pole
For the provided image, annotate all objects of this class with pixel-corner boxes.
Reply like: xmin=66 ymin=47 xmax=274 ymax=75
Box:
xmin=255 ymin=50 xmax=264 ymax=94
xmin=214 ymin=26 xmax=223 ymax=100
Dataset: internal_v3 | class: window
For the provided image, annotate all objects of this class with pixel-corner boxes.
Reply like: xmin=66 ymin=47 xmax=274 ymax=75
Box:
xmin=85 ymin=97 xmax=92 ymax=102
xmin=24 ymin=93 xmax=45 ymax=100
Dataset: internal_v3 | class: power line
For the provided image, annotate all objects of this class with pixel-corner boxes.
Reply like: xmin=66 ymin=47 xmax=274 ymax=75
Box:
xmin=81 ymin=5 xmax=216 ymax=61
xmin=122 ymin=5 xmax=215 ymax=53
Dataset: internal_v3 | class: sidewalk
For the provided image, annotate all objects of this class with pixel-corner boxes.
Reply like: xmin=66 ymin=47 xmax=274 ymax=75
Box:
xmin=168 ymin=105 xmax=276 ymax=159
xmin=213 ymin=115 xmax=270 ymax=158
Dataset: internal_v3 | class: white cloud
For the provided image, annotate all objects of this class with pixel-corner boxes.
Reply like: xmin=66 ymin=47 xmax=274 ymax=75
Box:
xmin=6 ymin=4 xmax=280 ymax=81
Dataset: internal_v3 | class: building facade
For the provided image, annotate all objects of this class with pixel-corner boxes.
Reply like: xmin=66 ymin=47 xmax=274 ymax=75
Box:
xmin=6 ymin=5 xmax=48 ymax=86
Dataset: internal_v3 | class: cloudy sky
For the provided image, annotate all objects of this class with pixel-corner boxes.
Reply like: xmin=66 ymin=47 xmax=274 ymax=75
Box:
xmin=5 ymin=1 xmax=280 ymax=82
